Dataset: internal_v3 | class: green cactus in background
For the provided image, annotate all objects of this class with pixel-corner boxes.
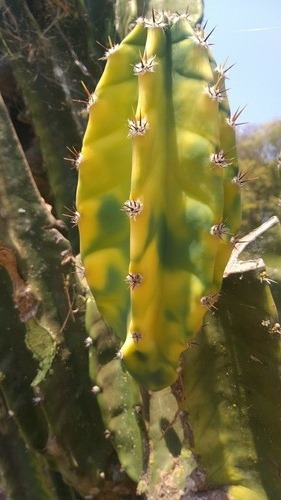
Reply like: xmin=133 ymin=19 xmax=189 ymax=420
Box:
xmin=76 ymin=10 xmax=241 ymax=390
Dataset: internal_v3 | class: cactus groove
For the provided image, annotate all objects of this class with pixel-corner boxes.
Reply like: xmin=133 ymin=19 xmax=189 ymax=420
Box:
xmin=76 ymin=11 xmax=241 ymax=390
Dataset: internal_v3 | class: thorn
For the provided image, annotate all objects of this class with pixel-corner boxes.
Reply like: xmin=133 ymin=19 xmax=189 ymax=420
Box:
xmin=125 ymin=273 xmax=143 ymax=289
xmin=95 ymin=39 xmax=107 ymax=51
xmin=97 ymin=39 xmax=120 ymax=60
xmin=127 ymin=111 xmax=149 ymax=138
xmin=204 ymin=25 xmax=216 ymax=42
xmin=104 ymin=429 xmax=111 ymax=439
xmin=63 ymin=206 xmax=80 ymax=226
xmin=64 ymin=146 xmax=82 ymax=170
xmin=81 ymin=80 xmax=91 ymax=99
xmin=214 ymin=74 xmax=227 ymax=92
xmin=204 ymin=74 xmax=228 ymax=102
xmin=200 ymin=293 xmax=220 ymax=311
xmin=91 ymin=385 xmax=101 ymax=394
xmin=259 ymin=271 xmax=278 ymax=286
xmin=79 ymin=81 xmax=97 ymax=113
xmin=133 ymin=53 xmax=157 ymax=76
xmin=121 ymin=199 xmax=143 ymax=219
xmin=131 ymin=331 xmax=143 ymax=343
xmin=216 ymin=59 xmax=236 ymax=78
xmin=72 ymin=98 xmax=88 ymax=105
xmin=192 ymin=22 xmax=216 ymax=48
xmin=232 ymin=168 xmax=258 ymax=188
xmin=227 ymin=105 xmax=248 ymax=128
xmin=84 ymin=336 xmax=93 ymax=348
xmin=210 ymin=222 xmax=232 ymax=239
xmin=210 ymin=147 xmax=236 ymax=168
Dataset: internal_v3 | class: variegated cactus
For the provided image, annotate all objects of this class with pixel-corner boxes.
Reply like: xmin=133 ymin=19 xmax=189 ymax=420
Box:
xmin=76 ymin=10 xmax=242 ymax=390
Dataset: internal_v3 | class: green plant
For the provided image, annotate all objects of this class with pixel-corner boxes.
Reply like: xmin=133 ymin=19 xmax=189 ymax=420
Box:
xmin=76 ymin=10 xmax=241 ymax=390
xmin=0 ymin=1 xmax=280 ymax=499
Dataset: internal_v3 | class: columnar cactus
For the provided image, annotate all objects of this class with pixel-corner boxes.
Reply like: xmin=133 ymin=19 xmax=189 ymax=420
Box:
xmin=1 ymin=1 xmax=281 ymax=497
xmin=76 ymin=10 xmax=242 ymax=390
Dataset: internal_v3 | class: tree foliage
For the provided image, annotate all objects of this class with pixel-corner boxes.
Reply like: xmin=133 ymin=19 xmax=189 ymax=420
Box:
xmin=238 ymin=120 xmax=281 ymax=251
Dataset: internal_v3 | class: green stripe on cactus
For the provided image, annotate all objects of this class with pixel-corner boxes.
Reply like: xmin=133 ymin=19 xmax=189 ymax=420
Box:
xmin=77 ymin=12 xmax=241 ymax=390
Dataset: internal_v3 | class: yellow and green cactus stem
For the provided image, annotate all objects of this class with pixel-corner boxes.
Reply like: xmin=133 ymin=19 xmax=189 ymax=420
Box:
xmin=76 ymin=11 xmax=242 ymax=390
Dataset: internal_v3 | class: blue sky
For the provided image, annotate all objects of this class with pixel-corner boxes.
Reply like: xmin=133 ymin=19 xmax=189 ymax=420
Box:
xmin=204 ymin=0 xmax=281 ymax=126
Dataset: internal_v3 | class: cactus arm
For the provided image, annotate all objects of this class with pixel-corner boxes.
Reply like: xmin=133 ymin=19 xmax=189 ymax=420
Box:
xmin=78 ymin=13 xmax=240 ymax=390
xmin=180 ymin=269 xmax=281 ymax=499
xmin=0 ymin=92 xmax=110 ymax=494
xmin=85 ymin=297 xmax=144 ymax=482
xmin=0 ymin=1 xmax=81 ymax=250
